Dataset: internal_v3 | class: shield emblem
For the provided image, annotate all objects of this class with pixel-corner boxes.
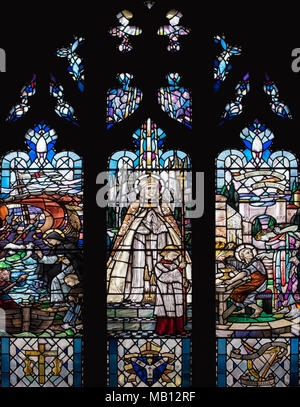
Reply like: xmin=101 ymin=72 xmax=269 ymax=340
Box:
xmin=131 ymin=356 xmax=168 ymax=386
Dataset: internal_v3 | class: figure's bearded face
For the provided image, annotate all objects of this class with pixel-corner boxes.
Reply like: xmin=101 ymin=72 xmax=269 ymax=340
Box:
xmin=240 ymin=248 xmax=254 ymax=264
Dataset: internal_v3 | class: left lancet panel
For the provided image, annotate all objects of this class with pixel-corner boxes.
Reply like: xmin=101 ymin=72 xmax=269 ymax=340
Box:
xmin=0 ymin=122 xmax=83 ymax=387
xmin=106 ymin=118 xmax=192 ymax=387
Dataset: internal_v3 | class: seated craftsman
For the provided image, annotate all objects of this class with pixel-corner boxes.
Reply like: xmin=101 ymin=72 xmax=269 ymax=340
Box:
xmin=223 ymin=244 xmax=267 ymax=319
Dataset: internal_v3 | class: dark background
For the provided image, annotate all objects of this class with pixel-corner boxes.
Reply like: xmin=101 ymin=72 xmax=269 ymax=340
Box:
xmin=0 ymin=1 xmax=299 ymax=396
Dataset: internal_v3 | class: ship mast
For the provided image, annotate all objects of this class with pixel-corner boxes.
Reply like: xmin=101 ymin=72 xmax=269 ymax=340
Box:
xmin=14 ymin=171 xmax=31 ymax=227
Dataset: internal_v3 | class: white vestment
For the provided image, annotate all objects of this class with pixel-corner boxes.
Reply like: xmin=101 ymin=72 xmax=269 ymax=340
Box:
xmin=107 ymin=204 xmax=192 ymax=303
xmin=154 ymin=260 xmax=183 ymax=318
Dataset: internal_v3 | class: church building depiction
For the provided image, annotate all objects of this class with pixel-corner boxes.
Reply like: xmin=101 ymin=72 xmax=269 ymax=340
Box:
xmin=215 ymin=31 xmax=300 ymax=387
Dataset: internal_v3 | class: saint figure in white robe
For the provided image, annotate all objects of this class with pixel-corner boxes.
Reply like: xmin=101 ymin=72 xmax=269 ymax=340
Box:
xmin=107 ymin=175 xmax=192 ymax=304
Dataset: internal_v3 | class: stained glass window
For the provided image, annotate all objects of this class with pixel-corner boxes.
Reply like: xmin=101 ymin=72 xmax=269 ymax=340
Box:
xmin=220 ymin=73 xmax=250 ymax=125
xmin=7 ymin=75 xmax=36 ymax=122
xmin=108 ymin=338 xmax=191 ymax=387
xmin=2 ymin=338 xmax=82 ymax=387
xmin=214 ymin=34 xmax=242 ymax=92
xmin=50 ymin=74 xmax=78 ymax=126
xmin=106 ymin=118 xmax=192 ymax=387
xmin=106 ymin=73 xmax=143 ymax=129
xmin=157 ymin=10 xmax=190 ymax=52
xmin=56 ymin=36 xmax=85 ymax=92
xmin=158 ymin=73 xmax=192 ymax=128
xmin=105 ymin=1 xmax=194 ymax=389
xmin=217 ymin=338 xmax=299 ymax=387
xmin=216 ymin=119 xmax=300 ymax=387
xmin=109 ymin=10 xmax=142 ymax=53
xmin=263 ymin=74 xmax=292 ymax=119
xmin=0 ymin=122 xmax=83 ymax=387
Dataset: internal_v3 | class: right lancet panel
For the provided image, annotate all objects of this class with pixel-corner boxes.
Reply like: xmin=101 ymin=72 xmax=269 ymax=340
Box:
xmin=216 ymin=119 xmax=300 ymax=386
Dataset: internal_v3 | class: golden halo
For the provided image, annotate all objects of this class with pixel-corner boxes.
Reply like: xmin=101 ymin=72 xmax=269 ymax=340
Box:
xmin=42 ymin=228 xmax=65 ymax=241
xmin=166 ymin=9 xmax=178 ymax=19
xmin=122 ymin=9 xmax=133 ymax=19
xmin=160 ymin=245 xmax=181 ymax=257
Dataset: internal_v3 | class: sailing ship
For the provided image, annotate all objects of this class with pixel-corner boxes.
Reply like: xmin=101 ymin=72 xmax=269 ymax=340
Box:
xmin=0 ymin=170 xmax=82 ymax=334
xmin=0 ymin=170 xmax=82 ymax=242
